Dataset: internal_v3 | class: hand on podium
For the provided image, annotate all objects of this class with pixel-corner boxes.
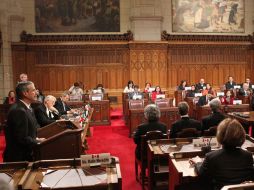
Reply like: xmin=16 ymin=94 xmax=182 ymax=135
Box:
xmin=36 ymin=137 xmax=46 ymax=143
xmin=189 ymin=156 xmax=203 ymax=166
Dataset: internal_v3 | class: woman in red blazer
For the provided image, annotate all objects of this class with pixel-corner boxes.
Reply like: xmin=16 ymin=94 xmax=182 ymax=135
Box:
xmin=220 ymin=90 xmax=234 ymax=105
xmin=151 ymin=86 xmax=163 ymax=102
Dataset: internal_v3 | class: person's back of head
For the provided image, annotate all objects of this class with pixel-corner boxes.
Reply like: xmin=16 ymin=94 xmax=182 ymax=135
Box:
xmin=217 ymin=118 xmax=245 ymax=149
xmin=144 ymin=104 xmax=161 ymax=122
xmin=209 ymin=98 xmax=221 ymax=112
xmin=178 ymin=101 xmax=189 ymax=116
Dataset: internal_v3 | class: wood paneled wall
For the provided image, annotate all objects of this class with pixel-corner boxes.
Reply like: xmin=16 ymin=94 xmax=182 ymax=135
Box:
xmin=11 ymin=32 xmax=254 ymax=104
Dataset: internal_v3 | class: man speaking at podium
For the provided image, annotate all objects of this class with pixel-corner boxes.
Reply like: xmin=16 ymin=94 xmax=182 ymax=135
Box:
xmin=3 ymin=81 xmax=45 ymax=162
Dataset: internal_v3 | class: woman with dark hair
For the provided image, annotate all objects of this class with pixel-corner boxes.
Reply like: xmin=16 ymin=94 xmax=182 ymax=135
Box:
xmin=177 ymin=80 xmax=187 ymax=91
xmin=4 ymin=90 xmax=16 ymax=105
xmin=144 ymin=82 xmax=152 ymax=93
xmin=190 ymin=118 xmax=254 ymax=190
xmin=186 ymin=85 xmax=198 ymax=97
xmin=95 ymin=84 xmax=105 ymax=93
xmin=220 ymin=90 xmax=234 ymax=105
xmin=123 ymin=80 xmax=134 ymax=93
xmin=151 ymin=86 xmax=163 ymax=102
xmin=202 ymin=83 xmax=216 ymax=97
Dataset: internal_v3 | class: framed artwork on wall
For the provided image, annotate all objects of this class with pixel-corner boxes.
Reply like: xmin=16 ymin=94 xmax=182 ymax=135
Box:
xmin=172 ymin=0 xmax=245 ymax=33
xmin=35 ymin=0 xmax=120 ymax=33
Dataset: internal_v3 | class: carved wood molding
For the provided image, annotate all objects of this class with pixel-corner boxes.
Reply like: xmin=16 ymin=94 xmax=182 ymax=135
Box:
xmin=129 ymin=42 xmax=168 ymax=50
xmin=161 ymin=31 xmax=254 ymax=43
xmin=20 ymin=30 xmax=133 ymax=43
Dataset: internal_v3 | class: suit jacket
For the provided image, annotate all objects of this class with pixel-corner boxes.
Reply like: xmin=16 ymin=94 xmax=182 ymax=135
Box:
xmin=202 ymin=111 xmax=225 ymax=131
xmin=170 ymin=117 xmax=201 ymax=138
xmin=195 ymin=148 xmax=254 ymax=190
xmin=3 ymin=100 xmax=40 ymax=162
xmin=186 ymin=90 xmax=196 ymax=97
xmin=196 ymin=83 xmax=206 ymax=91
xmin=238 ymin=88 xmax=250 ymax=96
xmin=54 ymin=98 xmax=71 ymax=115
xmin=134 ymin=121 xmax=167 ymax=160
xmin=34 ymin=104 xmax=59 ymax=127
xmin=225 ymin=81 xmax=236 ymax=90
xmin=197 ymin=95 xmax=208 ymax=106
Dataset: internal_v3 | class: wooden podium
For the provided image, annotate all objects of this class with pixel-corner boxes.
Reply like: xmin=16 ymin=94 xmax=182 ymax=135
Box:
xmin=34 ymin=120 xmax=83 ymax=160
xmin=89 ymin=100 xmax=110 ymax=126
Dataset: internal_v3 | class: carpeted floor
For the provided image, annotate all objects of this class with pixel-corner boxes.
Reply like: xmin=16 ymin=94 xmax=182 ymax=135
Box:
xmin=0 ymin=108 xmax=142 ymax=190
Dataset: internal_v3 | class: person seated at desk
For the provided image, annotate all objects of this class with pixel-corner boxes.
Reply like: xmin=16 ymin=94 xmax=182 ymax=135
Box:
xmin=186 ymin=85 xmax=198 ymax=97
xmin=34 ymin=95 xmax=60 ymax=127
xmin=36 ymin=89 xmax=44 ymax=103
xmin=197 ymin=94 xmax=214 ymax=106
xmin=202 ymin=98 xmax=225 ymax=131
xmin=69 ymin=82 xmax=84 ymax=96
xmin=54 ymin=92 xmax=73 ymax=115
xmin=134 ymin=104 xmax=167 ymax=160
xmin=195 ymin=78 xmax=206 ymax=91
xmin=151 ymin=86 xmax=163 ymax=102
xmin=220 ymin=90 xmax=234 ymax=105
xmin=170 ymin=102 xmax=201 ymax=138
xmin=225 ymin=76 xmax=236 ymax=90
xmin=3 ymin=90 xmax=16 ymax=105
xmin=144 ymin=82 xmax=151 ymax=93
xmin=128 ymin=85 xmax=143 ymax=100
xmin=202 ymin=83 xmax=216 ymax=97
xmin=123 ymin=80 xmax=134 ymax=93
xmin=238 ymin=82 xmax=251 ymax=96
xmin=94 ymin=83 xmax=105 ymax=94
xmin=244 ymin=78 xmax=253 ymax=90
xmin=177 ymin=80 xmax=187 ymax=91
xmin=191 ymin=118 xmax=254 ymax=190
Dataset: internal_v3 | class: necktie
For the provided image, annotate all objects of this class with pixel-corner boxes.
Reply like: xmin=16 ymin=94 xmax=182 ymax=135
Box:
xmin=62 ymin=102 xmax=66 ymax=111
xmin=49 ymin=111 xmax=52 ymax=119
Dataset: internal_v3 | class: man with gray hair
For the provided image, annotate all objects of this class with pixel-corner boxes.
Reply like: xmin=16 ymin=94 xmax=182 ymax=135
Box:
xmin=202 ymin=98 xmax=225 ymax=131
xmin=3 ymin=81 xmax=45 ymax=162
xmin=34 ymin=95 xmax=60 ymax=127
xmin=134 ymin=104 xmax=167 ymax=160
xmin=170 ymin=101 xmax=201 ymax=138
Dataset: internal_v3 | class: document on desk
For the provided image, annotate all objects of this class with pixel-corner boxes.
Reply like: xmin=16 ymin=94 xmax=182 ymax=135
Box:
xmin=42 ymin=168 xmax=107 ymax=188
xmin=0 ymin=173 xmax=12 ymax=183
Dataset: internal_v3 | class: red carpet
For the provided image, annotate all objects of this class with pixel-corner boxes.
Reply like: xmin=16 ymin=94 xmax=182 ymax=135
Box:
xmin=87 ymin=108 xmax=141 ymax=190
xmin=0 ymin=108 xmax=141 ymax=190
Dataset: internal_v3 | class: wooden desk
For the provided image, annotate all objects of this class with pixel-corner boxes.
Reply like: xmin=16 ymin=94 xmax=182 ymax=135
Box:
xmin=19 ymin=158 xmax=122 ymax=190
xmin=184 ymin=97 xmax=195 ymax=118
xmin=175 ymin=90 xmax=186 ymax=106
xmin=0 ymin=162 xmax=30 ymax=189
xmin=66 ymin=101 xmax=85 ymax=109
xmin=89 ymin=100 xmax=110 ymax=126
xmin=196 ymin=104 xmax=250 ymax=121
xmin=35 ymin=120 xmax=83 ymax=160
xmin=147 ymin=137 xmax=254 ymax=190
xmin=129 ymin=107 xmax=179 ymax=137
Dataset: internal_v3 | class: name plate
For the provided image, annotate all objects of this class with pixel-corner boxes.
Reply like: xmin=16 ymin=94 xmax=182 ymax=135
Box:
xmin=233 ymin=85 xmax=241 ymax=89
xmin=184 ymin=87 xmax=191 ymax=90
xmin=91 ymin=96 xmax=102 ymax=101
xmin=81 ymin=153 xmax=111 ymax=167
xmin=193 ymin=138 xmax=219 ymax=148
xmin=194 ymin=93 xmax=202 ymax=97
xmin=233 ymin=100 xmax=242 ymax=105
xmin=216 ymin=92 xmax=225 ymax=96
xmin=156 ymin=94 xmax=165 ymax=99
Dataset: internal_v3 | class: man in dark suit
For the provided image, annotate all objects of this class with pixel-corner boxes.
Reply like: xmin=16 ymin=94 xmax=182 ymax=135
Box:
xmin=3 ymin=81 xmax=45 ymax=162
xmin=54 ymin=92 xmax=73 ymax=115
xmin=202 ymin=98 xmax=225 ymax=131
xmin=195 ymin=78 xmax=206 ymax=91
xmin=225 ymin=76 xmax=236 ymax=90
xmin=34 ymin=95 xmax=60 ymax=127
xmin=238 ymin=82 xmax=251 ymax=96
xmin=134 ymin=104 xmax=167 ymax=160
xmin=170 ymin=101 xmax=201 ymax=138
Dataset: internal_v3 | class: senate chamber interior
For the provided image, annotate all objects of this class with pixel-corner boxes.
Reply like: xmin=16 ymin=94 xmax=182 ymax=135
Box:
xmin=0 ymin=0 xmax=254 ymax=190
